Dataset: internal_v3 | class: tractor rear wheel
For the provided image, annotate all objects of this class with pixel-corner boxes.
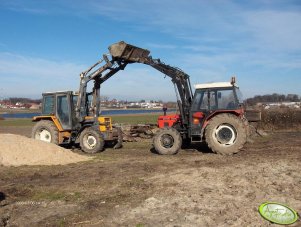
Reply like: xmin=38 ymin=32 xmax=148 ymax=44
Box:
xmin=205 ymin=113 xmax=247 ymax=155
xmin=80 ymin=128 xmax=104 ymax=153
xmin=153 ymin=127 xmax=182 ymax=155
xmin=32 ymin=120 xmax=59 ymax=144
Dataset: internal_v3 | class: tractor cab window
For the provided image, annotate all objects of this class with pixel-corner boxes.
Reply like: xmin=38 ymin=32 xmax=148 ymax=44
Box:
xmin=42 ymin=95 xmax=54 ymax=115
xmin=201 ymin=91 xmax=217 ymax=110
xmin=87 ymin=93 xmax=93 ymax=116
xmin=72 ymin=95 xmax=78 ymax=108
xmin=192 ymin=90 xmax=218 ymax=111
xmin=217 ymin=89 xmax=237 ymax=109
xmin=57 ymin=95 xmax=71 ymax=129
xmin=191 ymin=91 xmax=204 ymax=111
xmin=192 ymin=88 xmax=239 ymax=111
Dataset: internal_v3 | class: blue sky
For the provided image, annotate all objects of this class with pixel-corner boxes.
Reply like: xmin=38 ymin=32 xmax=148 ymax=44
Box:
xmin=0 ymin=0 xmax=301 ymax=101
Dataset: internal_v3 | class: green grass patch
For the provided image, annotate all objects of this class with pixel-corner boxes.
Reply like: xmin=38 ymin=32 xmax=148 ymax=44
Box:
xmin=136 ymin=224 xmax=145 ymax=227
xmin=0 ymin=118 xmax=34 ymax=126
xmin=112 ymin=114 xmax=160 ymax=125
xmin=0 ymin=114 xmax=160 ymax=126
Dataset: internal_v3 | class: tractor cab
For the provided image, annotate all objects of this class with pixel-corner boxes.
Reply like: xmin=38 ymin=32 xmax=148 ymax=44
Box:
xmin=189 ymin=79 xmax=244 ymax=141
xmin=40 ymin=91 xmax=104 ymax=131
xmin=191 ymin=81 xmax=242 ymax=113
xmin=41 ymin=91 xmax=76 ymax=130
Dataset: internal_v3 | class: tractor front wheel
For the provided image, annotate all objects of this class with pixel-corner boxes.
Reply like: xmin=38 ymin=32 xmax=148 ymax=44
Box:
xmin=79 ymin=128 xmax=104 ymax=154
xmin=205 ymin=113 xmax=247 ymax=155
xmin=32 ymin=120 xmax=59 ymax=144
xmin=153 ymin=127 xmax=182 ymax=155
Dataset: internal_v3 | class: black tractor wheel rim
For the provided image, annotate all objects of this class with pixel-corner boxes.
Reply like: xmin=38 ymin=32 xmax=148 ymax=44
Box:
xmin=160 ymin=134 xmax=174 ymax=148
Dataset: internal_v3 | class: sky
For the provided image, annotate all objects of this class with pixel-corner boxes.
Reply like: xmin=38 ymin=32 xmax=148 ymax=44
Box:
xmin=0 ymin=0 xmax=301 ymax=101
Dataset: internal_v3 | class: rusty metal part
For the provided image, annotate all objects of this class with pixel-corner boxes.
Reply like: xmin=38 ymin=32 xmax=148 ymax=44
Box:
xmin=109 ymin=41 xmax=150 ymax=63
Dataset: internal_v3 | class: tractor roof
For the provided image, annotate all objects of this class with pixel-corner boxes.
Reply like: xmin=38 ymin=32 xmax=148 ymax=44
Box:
xmin=194 ymin=82 xmax=238 ymax=89
xmin=42 ymin=91 xmax=74 ymax=95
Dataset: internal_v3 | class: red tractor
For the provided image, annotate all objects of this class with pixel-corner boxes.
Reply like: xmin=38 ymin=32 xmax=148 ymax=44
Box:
xmin=154 ymin=78 xmax=249 ymax=155
xmin=108 ymin=42 xmax=255 ymax=155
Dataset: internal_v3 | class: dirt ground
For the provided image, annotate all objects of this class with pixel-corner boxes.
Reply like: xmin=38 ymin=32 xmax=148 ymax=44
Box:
xmin=0 ymin=126 xmax=300 ymax=226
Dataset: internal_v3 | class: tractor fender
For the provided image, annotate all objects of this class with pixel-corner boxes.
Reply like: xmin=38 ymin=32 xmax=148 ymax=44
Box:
xmin=202 ymin=110 xmax=243 ymax=129
xmin=32 ymin=116 xmax=72 ymax=144
xmin=32 ymin=116 xmax=64 ymax=131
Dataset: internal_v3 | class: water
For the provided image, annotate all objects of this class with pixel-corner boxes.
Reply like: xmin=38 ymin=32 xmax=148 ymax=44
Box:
xmin=0 ymin=109 xmax=177 ymax=119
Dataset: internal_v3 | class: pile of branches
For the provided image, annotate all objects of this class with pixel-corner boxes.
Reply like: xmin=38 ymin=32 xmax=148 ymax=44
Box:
xmin=258 ymin=109 xmax=301 ymax=131
xmin=117 ymin=124 xmax=158 ymax=142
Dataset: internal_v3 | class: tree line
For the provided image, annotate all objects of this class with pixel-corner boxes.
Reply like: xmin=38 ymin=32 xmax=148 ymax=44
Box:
xmin=1 ymin=97 xmax=41 ymax=104
xmin=245 ymin=93 xmax=300 ymax=106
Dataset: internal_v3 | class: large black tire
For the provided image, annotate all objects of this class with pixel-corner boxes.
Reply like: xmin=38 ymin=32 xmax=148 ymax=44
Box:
xmin=153 ymin=127 xmax=182 ymax=155
xmin=205 ymin=113 xmax=247 ymax=155
xmin=32 ymin=120 xmax=59 ymax=144
xmin=79 ymin=128 xmax=104 ymax=153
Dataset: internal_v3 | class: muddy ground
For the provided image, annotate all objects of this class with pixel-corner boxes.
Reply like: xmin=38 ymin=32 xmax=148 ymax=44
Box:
xmin=0 ymin=126 xmax=300 ymax=226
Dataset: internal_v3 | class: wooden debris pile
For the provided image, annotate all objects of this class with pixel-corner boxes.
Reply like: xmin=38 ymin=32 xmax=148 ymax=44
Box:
xmin=117 ymin=124 xmax=159 ymax=142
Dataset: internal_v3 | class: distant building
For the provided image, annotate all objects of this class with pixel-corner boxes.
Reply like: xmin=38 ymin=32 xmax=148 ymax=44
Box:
xmin=259 ymin=102 xmax=301 ymax=109
xmin=29 ymin=104 xmax=40 ymax=110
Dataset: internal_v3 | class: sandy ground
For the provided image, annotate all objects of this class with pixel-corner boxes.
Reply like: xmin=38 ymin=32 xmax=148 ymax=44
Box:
xmin=0 ymin=134 xmax=91 ymax=166
xmin=0 ymin=126 xmax=300 ymax=226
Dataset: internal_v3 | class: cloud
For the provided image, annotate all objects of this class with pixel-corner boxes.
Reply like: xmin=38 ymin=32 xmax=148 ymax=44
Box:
xmin=0 ymin=52 xmax=177 ymax=100
xmin=100 ymin=65 xmax=178 ymax=101
xmin=0 ymin=0 xmax=49 ymax=14
xmin=0 ymin=52 xmax=81 ymax=77
xmin=146 ymin=43 xmax=177 ymax=50
xmin=0 ymin=52 xmax=85 ymax=97
xmin=243 ymin=10 xmax=301 ymax=52
xmin=4 ymin=0 xmax=301 ymax=55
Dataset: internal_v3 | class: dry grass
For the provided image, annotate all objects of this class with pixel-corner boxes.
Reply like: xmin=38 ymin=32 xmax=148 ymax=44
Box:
xmin=258 ymin=108 xmax=301 ymax=131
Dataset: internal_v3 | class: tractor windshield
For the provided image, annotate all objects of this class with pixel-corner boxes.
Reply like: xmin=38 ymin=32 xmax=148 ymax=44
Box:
xmin=192 ymin=87 xmax=240 ymax=111
xmin=42 ymin=95 xmax=55 ymax=115
xmin=235 ymin=87 xmax=243 ymax=103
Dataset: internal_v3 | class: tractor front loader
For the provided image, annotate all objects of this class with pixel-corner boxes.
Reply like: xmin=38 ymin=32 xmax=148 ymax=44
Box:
xmin=32 ymin=43 xmax=149 ymax=153
xmin=108 ymin=42 xmax=261 ymax=155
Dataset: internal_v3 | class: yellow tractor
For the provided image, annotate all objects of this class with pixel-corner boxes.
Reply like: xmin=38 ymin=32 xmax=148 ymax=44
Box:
xmin=32 ymin=91 xmax=121 ymax=153
xmin=32 ymin=42 xmax=148 ymax=153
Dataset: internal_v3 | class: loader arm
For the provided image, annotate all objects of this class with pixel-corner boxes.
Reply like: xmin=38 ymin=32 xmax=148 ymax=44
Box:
xmin=76 ymin=41 xmax=194 ymax=130
xmin=76 ymin=55 xmax=128 ymax=121
xmin=143 ymin=58 xmax=193 ymax=127
xmin=109 ymin=41 xmax=194 ymax=128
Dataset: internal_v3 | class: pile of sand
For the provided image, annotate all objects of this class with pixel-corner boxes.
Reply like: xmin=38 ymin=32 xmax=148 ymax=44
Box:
xmin=0 ymin=134 xmax=92 ymax=166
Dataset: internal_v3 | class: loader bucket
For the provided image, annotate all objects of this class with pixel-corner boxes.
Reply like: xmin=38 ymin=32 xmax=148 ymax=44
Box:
xmin=109 ymin=41 xmax=150 ymax=63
